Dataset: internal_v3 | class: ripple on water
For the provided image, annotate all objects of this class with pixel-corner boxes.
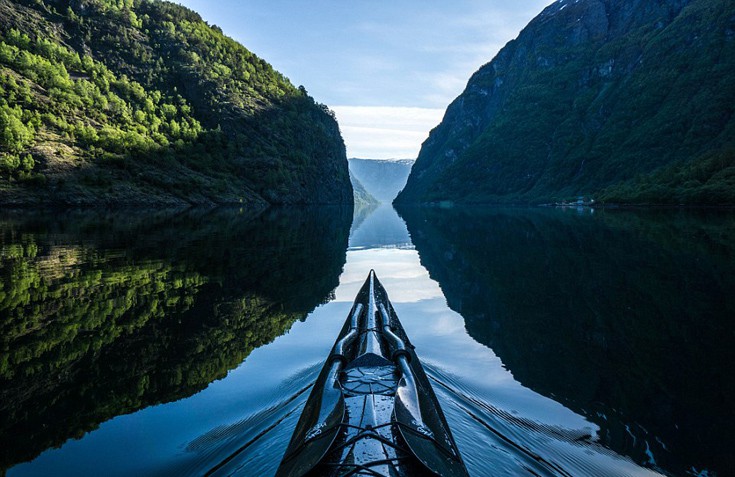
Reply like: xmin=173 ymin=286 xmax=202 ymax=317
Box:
xmin=424 ymin=363 xmax=667 ymax=477
xmin=167 ymin=362 xmax=321 ymax=477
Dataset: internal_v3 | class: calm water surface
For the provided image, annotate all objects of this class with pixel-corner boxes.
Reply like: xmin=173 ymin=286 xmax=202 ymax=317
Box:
xmin=1 ymin=205 xmax=733 ymax=476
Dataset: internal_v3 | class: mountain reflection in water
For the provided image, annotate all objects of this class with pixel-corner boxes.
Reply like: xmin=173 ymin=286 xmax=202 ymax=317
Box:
xmin=0 ymin=206 xmax=351 ymax=473
xmin=398 ymin=205 xmax=735 ymax=476
xmin=3 ymin=205 xmax=732 ymax=476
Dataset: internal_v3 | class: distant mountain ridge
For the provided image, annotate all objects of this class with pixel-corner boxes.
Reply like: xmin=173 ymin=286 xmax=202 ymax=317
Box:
xmin=349 ymin=158 xmax=414 ymax=202
xmin=0 ymin=0 xmax=352 ymax=206
xmin=396 ymin=0 xmax=735 ymax=205
xmin=349 ymin=170 xmax=379 ymax=209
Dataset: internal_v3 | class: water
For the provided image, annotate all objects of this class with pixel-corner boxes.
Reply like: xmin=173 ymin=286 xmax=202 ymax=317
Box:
xmin=1 ymin=205 xmax=733 ymax=476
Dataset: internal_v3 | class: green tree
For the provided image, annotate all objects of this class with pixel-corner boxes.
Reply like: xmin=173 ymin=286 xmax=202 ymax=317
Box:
xmin=0 ymin=105 xmax=35 ymax=154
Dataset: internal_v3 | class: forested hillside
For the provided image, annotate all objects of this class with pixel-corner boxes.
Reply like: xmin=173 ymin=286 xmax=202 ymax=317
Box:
xmin=396 ymin=0 xmax=735 ymax=205
xmin=0 ymin=0 xmax=352 ymax=206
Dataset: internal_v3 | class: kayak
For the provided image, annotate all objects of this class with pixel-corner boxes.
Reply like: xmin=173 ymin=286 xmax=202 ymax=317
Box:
xmin=275 ymin=270 xmax=469 ymax=477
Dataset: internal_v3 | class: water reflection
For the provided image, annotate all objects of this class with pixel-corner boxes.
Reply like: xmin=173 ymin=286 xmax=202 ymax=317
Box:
xmin=349 ymin=204 xmax=412 ymax=249
xmin=0 ymin=206 xmax=351 ymax=473
xmin=398 ymin=205 xmax=735 ymax=476
xmin=5 ymin=204 xmax=731 ymax=476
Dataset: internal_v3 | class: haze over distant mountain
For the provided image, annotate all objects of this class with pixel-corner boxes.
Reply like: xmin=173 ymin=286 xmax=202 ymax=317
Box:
xmin=349 ymin=158 xmax=414 ymax=203
xmin=349 ymin=170 xmax=379 ymax=210
xmin=0 ymin=0 xmax=352 ymax=207
xmin=396 ymin=0 xmax=735 ymax=206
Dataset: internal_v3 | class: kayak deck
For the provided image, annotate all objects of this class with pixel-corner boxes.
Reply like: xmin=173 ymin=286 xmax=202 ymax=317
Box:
xmin=276 ymin=270 xmax=468 ymax=477
xmin=316 ymin=359 xmax=415 ymax=476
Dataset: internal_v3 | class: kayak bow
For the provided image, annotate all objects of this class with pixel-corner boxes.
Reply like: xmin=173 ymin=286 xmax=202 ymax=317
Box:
xmin=276 ymin=270 xmax=468 ymax=477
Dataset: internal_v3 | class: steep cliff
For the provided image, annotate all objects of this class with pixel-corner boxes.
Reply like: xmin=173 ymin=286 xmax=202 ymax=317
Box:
xmin=396 ymin=0 xmax=735 ymax=205
xmin=0 ymin=0 xmax=353 ymax=206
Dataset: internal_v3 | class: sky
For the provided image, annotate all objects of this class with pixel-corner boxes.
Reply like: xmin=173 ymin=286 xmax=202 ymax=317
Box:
xmin=175 ymin=1 xmax=555 ymax=159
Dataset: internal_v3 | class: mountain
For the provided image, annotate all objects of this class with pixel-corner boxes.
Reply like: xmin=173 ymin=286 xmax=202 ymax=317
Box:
xmin=349 ymin=170 xmax=379 ymax=210
xmin=349 ymin=158 xmax=414 ymax=202
xmin=0 ymin=0 xmax=352 ymax=206
xmin=396 ymin=0 xmax=735 ymax=206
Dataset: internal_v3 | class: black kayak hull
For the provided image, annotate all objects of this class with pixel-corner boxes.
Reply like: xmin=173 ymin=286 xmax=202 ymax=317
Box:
xmin=276 ymin=270 xmax=468 ymax=477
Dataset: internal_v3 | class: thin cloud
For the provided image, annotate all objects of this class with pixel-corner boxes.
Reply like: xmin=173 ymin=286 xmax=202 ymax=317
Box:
xmin=332 ymin=106 xmax=444 ymax=159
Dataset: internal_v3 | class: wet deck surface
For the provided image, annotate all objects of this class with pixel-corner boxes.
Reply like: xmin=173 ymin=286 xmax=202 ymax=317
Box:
xmin=311 ymin=361 xmax=421 ymax=476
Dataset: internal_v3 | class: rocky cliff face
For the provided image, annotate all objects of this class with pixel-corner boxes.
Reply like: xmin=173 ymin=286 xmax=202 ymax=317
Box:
xmin=396 ymin=0 xmax=735 ymax=205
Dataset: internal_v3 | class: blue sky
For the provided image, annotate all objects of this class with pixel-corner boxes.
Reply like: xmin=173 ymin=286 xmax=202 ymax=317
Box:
xmin=175 ymin=1 xmax=554 ymax=158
